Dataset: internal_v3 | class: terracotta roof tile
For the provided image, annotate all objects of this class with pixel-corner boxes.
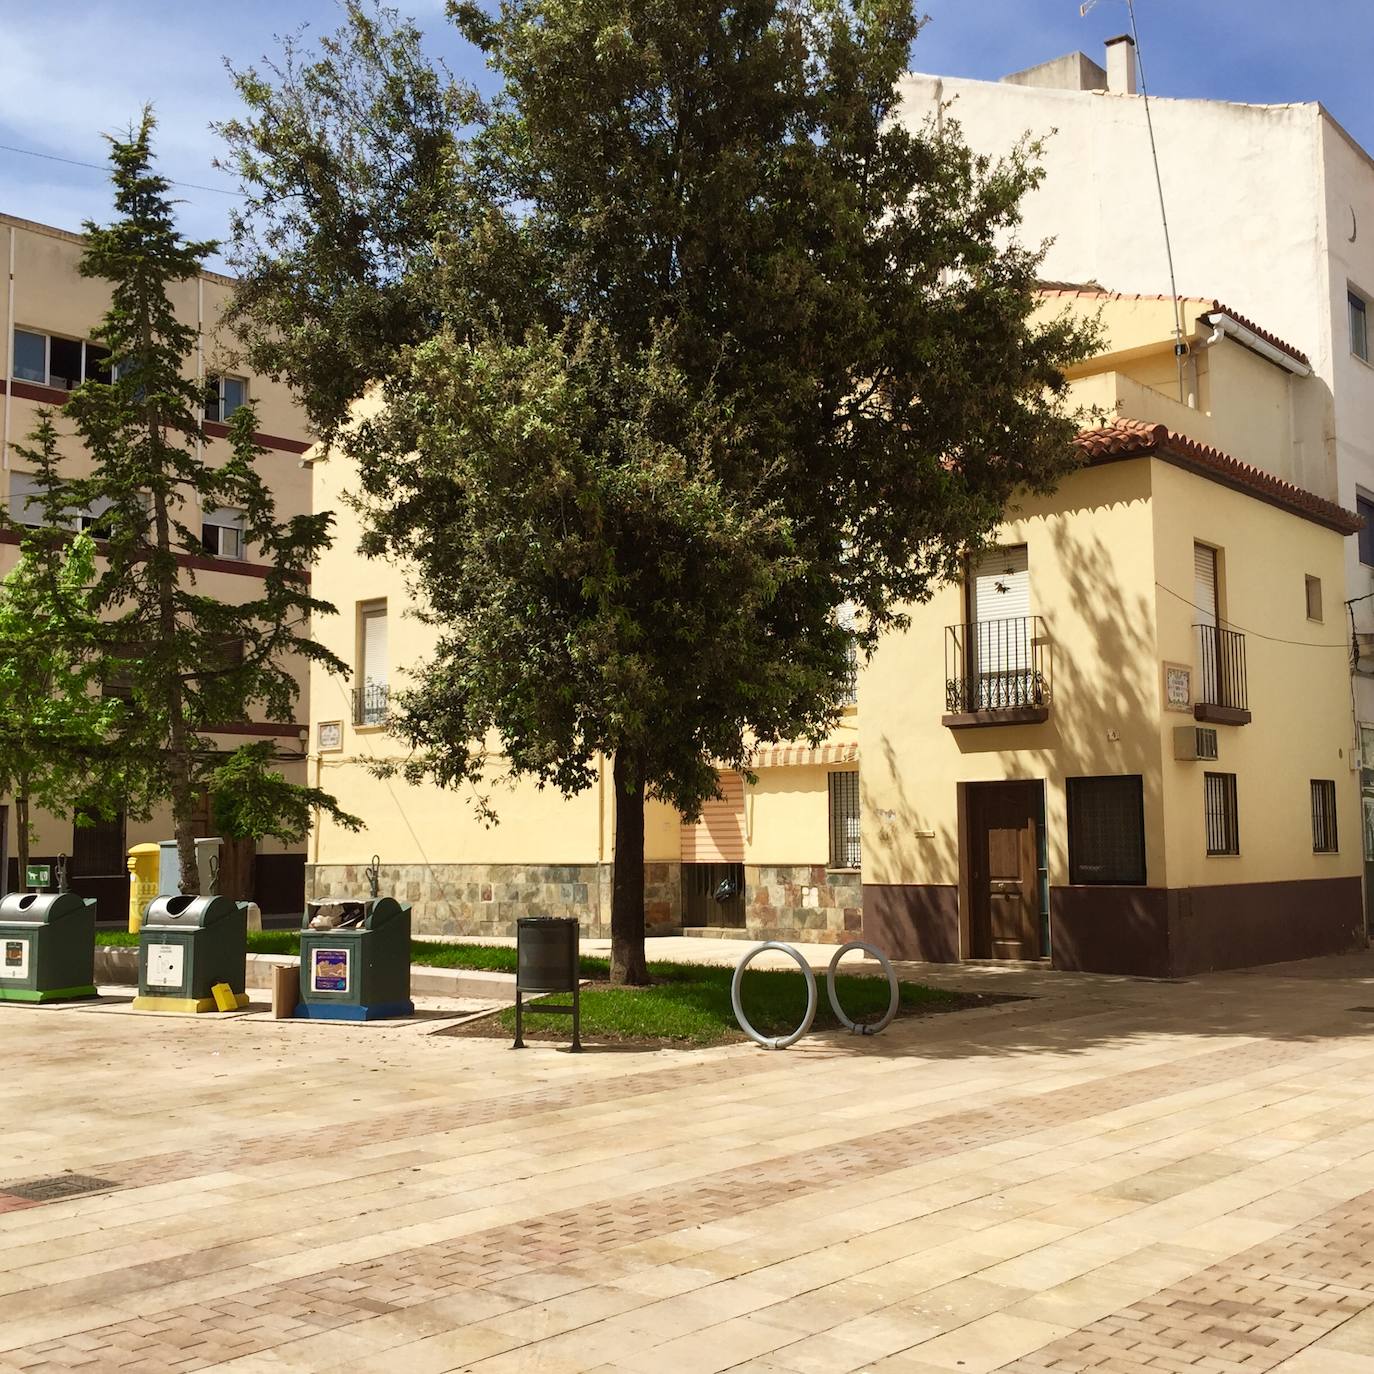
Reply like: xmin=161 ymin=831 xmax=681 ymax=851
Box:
xmin=1203 ymin=301 xmax=1311 ymax=368
xmin=1075 ymin=418 xmax=1362 ymax=535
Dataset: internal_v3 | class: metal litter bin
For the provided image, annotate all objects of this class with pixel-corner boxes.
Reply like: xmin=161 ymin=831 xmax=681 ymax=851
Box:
xmin=296 ymin=897 xmax=414 ymax=1021
xmin=0 ymin=892 xmax=97 ymax=1002
xmin=513 ymin=916 xmax=581 ymax=1051
xmin=133 ymin=894 xmax=249 ymax=1013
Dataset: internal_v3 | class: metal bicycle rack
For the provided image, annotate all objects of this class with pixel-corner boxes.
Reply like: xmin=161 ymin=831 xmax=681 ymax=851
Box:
xmin=731 ymin=939 xmax=897 ymax=1049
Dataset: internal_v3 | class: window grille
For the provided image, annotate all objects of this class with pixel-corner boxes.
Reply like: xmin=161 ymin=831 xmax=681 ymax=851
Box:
xmin=828 ymin=771 xmax=860 ymax=869
xmin=1311 ymin=780 xmax=1338 ymax=854
xmin=1067 ymin=776 xmax=1146 ymax=885
xmin=1204 ymin=772 xmax=1239 ymax=855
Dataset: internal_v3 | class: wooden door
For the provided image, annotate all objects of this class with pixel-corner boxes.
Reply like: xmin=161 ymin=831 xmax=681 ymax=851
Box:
xmin=969 ymin=784 xmax=1041 ymax=960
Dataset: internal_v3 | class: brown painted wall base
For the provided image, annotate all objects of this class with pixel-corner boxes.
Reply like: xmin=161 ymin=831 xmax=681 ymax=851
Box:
xmin=867 ymin=876 xmax=1366 ymax=978
xmin=862 ymin=884 xmax=961 ymax=963
xmin=1053 ymin=877 xmax=1365 ymax=978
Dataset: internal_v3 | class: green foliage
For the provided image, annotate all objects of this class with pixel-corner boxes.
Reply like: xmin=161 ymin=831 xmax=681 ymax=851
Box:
xmin=13 ymin=110 xmax=350 ymax=892
xmin=220 ymin=1 xmax=1099 ymax=972
xmin=0 ymin=529 xmax=124 ymax=882
xmin=209 ymin=741 xmax=362 ymax=844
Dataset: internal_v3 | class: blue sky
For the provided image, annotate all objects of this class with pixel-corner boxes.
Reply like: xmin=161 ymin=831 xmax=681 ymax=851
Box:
xmin=0 ymin=1 xmax=1369 ymax=270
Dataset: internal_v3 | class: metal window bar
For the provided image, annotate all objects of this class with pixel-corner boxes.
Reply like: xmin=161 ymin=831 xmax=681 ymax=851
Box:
xmin=1204 ymin=772 xmax=1239 ymax=855
xmin=828 ymin=771 xmax=861 ymax=869
xmin=945 ymin=616 xmax=1049 ymax=714
xmin=352 ymin=683 xmax=390 ymax=727
xmin=1311 ymin=780 xmax=1338 ymax=854
xmin=1194 ymin=624 xmax=1248 ymax=711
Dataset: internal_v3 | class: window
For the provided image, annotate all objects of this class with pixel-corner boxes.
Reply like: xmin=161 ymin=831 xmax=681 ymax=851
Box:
xmin=1311 ymin=780 xmax=1339 ymax=853
xmin=8 ymin=471 xmax=45 ymax=527
xmin=11 ymin=328 xmax=110 ymax=390
xmin=1353 ymin=290 xmax=1370 ymax=363
xmin=205 ymin=375 xmax=248 ymax=423
xmin=1305 ymin=575 xmax=1323 ymax=622
xmin=828 ymin=771 xmax=860 ymax=869
xmin=357 ymin=600 xmax=389 ymax=725
xmin=1204 ymin=772 xmax=1239 ymax=855
xmin=200 ymin=507 xmax=246 ymax=560
xmin=1360 ymin=496 xmax=1374 ymax=567
xmin=1067 ymin=776 xmax=1146 ymax=885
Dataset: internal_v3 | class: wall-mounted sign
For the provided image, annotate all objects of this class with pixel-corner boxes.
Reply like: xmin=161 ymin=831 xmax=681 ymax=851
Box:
xmin=311 ymin=947 xmax=350 ymax=994
xmin=24 ymin=864 xmax=50 ymax=888
xmin=317 ymin=720 xmax=343 ymax=752
xmin=1162 ymin=661 xmax=1192 ymax=713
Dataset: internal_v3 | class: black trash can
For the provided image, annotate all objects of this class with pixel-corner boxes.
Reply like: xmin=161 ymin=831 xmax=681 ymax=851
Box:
xmin=514 ymin=916 xmax=581 ymax=1051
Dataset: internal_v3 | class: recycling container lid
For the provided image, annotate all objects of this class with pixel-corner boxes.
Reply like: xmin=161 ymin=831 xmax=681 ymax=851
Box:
xmin=142 ymin=893 xmax=243 ymax=929
xmin=0 ymin=891 xmax=94 ymax=925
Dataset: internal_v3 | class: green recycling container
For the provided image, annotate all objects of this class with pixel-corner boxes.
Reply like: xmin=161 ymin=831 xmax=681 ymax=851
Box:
xmin=0 ymin=892 xmax=97 ymax=1002
xmin=134 ymin=894 xmax=249 ymax=1012
xmin=296 ymin=897 xmax=414 ymax=1021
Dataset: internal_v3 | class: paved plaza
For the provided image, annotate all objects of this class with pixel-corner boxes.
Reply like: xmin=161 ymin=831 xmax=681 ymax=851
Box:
xmin=6 ymin=947 xmax=1374 ymax=1373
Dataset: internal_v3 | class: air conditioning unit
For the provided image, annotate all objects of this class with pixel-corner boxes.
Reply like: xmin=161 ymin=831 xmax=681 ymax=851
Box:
xmin=1174 ymin=726 xmax=1218 ymax=761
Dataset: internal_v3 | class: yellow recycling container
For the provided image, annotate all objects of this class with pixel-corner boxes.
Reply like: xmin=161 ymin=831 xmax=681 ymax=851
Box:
xmin=127 ymin=844 xmax=161 ymax=935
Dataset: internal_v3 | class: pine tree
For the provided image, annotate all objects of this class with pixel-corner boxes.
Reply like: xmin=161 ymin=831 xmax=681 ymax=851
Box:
xmin=0 ymin=503 xmax=122 ymax=890
xmin=21 ymin=110 xmax=349 ymax=896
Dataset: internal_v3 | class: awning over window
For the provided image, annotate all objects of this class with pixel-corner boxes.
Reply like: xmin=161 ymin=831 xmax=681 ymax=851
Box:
xmin=752 ymin=742 xmax=859 ymax=769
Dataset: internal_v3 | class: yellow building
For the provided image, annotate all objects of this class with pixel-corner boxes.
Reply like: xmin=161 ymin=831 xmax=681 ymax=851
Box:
xmin=308 ymin=286 xmax=1364 ymax=975
xmin=863 ymin=289 xmax=1364 ymax=976
xmin=1 ymin=213 xmax=315 ymax=916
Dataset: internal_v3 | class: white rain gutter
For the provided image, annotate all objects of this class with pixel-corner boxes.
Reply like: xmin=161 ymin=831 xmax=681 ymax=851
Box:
xmin=1198 ymin=309 xmax=1311 ymax=377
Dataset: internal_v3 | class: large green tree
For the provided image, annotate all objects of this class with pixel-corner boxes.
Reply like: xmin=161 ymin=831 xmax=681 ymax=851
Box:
xmin=220 ymin=1 xmax=1096 ymax=981
xmin=0 ymin=513 xmax=123 ymax=890
xmin=20 ymin=111 xmax=348 ymax=896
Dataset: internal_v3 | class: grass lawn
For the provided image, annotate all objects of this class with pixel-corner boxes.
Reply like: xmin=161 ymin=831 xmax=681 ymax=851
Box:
xmin=97 ymin=931 xmax=988 ymax=1045
xmin=489 ymin=962 xmax=969 ymax=1046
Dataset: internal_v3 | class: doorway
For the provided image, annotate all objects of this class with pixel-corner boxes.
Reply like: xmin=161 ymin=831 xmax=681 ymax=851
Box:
xmin=966 ymin=781 xmax=1047 ymax=960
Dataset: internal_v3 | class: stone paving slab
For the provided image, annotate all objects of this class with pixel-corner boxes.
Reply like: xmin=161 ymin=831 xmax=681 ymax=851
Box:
xmin=3 ymin=953 xmax=1374 ymax=1371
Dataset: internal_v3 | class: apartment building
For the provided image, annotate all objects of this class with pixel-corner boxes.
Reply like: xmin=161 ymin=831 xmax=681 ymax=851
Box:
xmin=1 ymin=213 xmax=314 ymax=918
xmin=898 ymin=37 xmax=1374 ymax=902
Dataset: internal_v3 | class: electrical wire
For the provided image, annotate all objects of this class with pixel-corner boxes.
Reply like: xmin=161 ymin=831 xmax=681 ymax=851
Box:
xmin=1155 ymin=581 xmax=1351 ymax=650
xmin=0 ymin=140 xmax=245 ymax=198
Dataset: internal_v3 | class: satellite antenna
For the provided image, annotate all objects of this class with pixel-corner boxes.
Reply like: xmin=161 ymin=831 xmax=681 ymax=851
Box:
xmin=1080 ymin=0 xmax=1187 ymax=403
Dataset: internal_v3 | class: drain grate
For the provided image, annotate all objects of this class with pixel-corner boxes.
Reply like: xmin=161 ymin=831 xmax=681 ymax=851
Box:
xmin=1 ymin=1174 xmax=119 ymax=1203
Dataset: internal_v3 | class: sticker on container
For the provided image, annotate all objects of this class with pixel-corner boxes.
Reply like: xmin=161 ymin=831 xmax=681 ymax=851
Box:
xmin=1 ymin=938 xmax=29 ymax=980
xmin=311 ymin=947 xmax=350 ymax=994
xmin=146 ymin=943 xmax=185 ymax=989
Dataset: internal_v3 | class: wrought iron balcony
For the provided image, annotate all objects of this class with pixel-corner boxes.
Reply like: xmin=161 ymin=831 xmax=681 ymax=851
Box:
xmin=352 ymin=682 xmax=390 ymax=727
xmin=943 ymin=616 xmax=1051 ymax=728
xmin=1194 ymin=624 xmax=1250 ymax=725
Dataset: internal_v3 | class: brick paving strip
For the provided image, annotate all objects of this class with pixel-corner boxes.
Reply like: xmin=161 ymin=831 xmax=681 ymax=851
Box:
xmin=998 ymin=1189 xmax=1374 ymax=1373
xmin=0 ymin=1034 xmax=1339 ymax=1373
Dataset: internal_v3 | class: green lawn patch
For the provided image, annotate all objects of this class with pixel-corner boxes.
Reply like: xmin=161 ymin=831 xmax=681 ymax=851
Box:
xmin=479 ymin=961 xmax=981 ymax=1047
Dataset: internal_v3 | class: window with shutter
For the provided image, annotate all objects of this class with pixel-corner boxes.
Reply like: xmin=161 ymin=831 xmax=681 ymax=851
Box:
xmin=357 ymin=601 xmax=389 ymax=725
xmin=827 ymin=771 xmax=861 ymax=869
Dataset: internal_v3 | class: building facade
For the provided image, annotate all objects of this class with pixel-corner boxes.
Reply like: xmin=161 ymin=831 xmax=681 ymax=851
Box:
xmin=1 ymin=213 xmax=315 ymax=917
xmin=860 ymin=290 xmax=1363 ymax=977
xmin=897 ymin=38 xmax=1374 ymax=900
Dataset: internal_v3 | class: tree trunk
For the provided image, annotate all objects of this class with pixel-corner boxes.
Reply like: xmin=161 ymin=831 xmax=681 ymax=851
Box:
xmin=610 ymin=750 xmax=649 ymax=986
xmin=15 ymin=796 xmax=29 ymax=893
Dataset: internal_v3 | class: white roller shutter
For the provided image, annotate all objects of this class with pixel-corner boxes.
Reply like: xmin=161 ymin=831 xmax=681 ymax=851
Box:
xmin=1193 ymin=543 xmax=1218 ymax=627
xmin=972 ymin=545 xmax=1030 ymax=625
xmin=361 ymin=604 xmax=388 ymax=688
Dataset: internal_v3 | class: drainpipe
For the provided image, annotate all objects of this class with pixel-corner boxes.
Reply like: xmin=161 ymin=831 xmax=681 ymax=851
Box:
xmin=3 ymin=224 xmax=14 ymax=470
xmin=1187 ymin=319 xmax=1224 ymax=410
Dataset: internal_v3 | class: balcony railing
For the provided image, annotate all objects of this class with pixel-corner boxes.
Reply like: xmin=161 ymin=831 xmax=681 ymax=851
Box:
xmin=1194 ymin=624 xmax=1250 ymax=724
xmin=944 ymin=616 xmax=1051 ymax=727
xmin=352 ymin=682 xmax=390 ymax=727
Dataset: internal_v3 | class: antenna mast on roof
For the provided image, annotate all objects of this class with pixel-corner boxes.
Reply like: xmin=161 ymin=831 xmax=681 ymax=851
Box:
xmin=1081 ymin=0 xmax=1187 ymax=402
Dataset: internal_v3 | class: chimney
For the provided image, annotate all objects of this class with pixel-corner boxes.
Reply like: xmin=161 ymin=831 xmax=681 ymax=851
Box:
xmin=1105 ymin=34 xmax=1138 ymax=94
